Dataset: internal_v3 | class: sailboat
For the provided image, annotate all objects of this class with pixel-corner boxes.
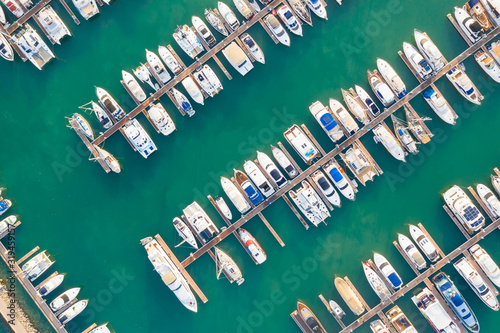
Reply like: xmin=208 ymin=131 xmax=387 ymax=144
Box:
xmin=173 ymin=217 xmax=198 ymax=249
xmin=133 ymin=64 xmax=160 ymax=91
xmin=92 ymin=145 xmax=121 ymax=173
xmin=214 ymin=247 xmax=244 ymax=285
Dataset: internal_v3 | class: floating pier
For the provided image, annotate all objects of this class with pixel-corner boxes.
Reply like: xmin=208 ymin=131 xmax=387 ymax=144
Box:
xmin=301 ymin=124 xmax=325 ymax=156
xmin=282 ymin=194 xmax=309 ymax=229
xmin=442 ymin=205 xmax=472 ymax=239
xmin=290 ymin=310 xmax=309 ymax=333
xmin=58 ymin=0 xmax=80 ymax=25
xmin=16 ymin=246 xmax=40 ymax=266
xmin=467 ymin=186 xmax=495 ymax=220
xmin=403 ymin=103 xmax=433 ymax=144
xmin=212 ymin=54 xmax=233 ymax=80
xmin=318 ymin=294 xmax=346 ymax=329
xmin=258 ymin=213 xmax=285 ymax=247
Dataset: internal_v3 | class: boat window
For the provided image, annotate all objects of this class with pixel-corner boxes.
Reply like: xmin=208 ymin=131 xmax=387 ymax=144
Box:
xmin=284 ymin=11 xmax=293 ymax=20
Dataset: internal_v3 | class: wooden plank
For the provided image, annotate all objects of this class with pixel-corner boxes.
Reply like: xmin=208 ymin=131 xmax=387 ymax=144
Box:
xmin=257 ymin=213 xmax=285 ymax=247
xmin=34 ymin=271 xmax=59 ymax=291
xmin=468 ymin=186 xmax=495 ymax=220
xmin=443 ymin=205 xmax=472 ymax=239
xmin=277 ymin=141 xmax=303 ymax=173
xmin=417 ymin=223 xmax=445 ymax=258
xmin=282 ymin=194 xmax=309 ymax=230
xmin=17 ymin=246 xmax=40 ymax=266
xmin=318 ymin=294 xmax=346 ymax=328
xmin=212 ymin=54 xmax=233 ymax=80
xmin=58 ymin=0 xmax=80 ymax=25
xmin=81 ymin=324 xmax=97 ymax=333
xmin=301 ymin=124 xmax=325 ymax=156
xmin=154 ymin=234 xmax=208 ymax=302
xmin=393 ymin=241 xmax=420 ymax=275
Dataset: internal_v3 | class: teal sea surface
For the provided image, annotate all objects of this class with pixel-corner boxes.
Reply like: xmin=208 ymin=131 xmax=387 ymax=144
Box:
xmin=1 ymin=0 xmax=500 ymax=332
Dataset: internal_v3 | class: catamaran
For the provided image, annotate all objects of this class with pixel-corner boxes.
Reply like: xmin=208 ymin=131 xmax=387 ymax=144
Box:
xmin=36 ymin=6 xmax=71 ymax=45
xmin=72 ymin=0 xmax=99 ymax=20
xmin=173 ymin=25 xmax=204 ymax=59
xmin=289 ymin=181 xmax=330 ymax=227
xmin=443 ymin=185 xmax=485 ymax=233
xmin=12 ymin=24 xmax=54 ymax=70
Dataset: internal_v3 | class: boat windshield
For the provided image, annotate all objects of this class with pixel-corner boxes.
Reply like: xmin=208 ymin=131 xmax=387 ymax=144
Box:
xmin=451 ymin=294 xmax=464 ymax=307
xmin=283 ymin=10 xmax=293 ymax=20
xmin=329 ymin=168 xmax=343 ymax=182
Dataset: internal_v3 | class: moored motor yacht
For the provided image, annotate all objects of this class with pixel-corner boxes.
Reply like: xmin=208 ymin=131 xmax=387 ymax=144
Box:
xmin=323 ymin=160 xmax=355 ymax=200
xmin=146 ymin=49 xmax=171 ymax=84
xmin=492 ymin=174 xmax=500 ymax=196
xmin=173 ymin=25 xmax=204 ymax=59
xmin=311 ymin=170 xmax=341 ymax=207
xmin=173 ymin=217 xmax=198 ymax=249
xmin=443 ymin=185 xmax=485 ymax=233
xmin=244 ymin=160 xmax=275 ymax=198
xmin=376 ymin=59 xmax=407 ymax=98
xmin=141 ymin=237 xmax=197 ymax=312
xmin=192 ymin=16 xmax=217 ymax=48
xmin=414 ymin=29 xmax=445 ymax=72
xmin=334 ymin=277 xmax=365 ymax=315
xmin=0 ymin=34 xmax=14 ymax=61
xmin=309 ymin=101 xmax=344 ymax=142
xmin=409 ymin=224 xmax=439 ymax=262
xmin=476 ymin=183 xmax=500 ymax=218
xmin=289 ymin=181 xmax=330 ymax=226
xmin=306 ymin=0 xmax=327 ymax=19
xmin=22 ymin=251 xmax=54 ymax=281
xmin=122 ymin=119 xmax=157 ymax=158
xmin=257 ymin=151 xmax=287 ymax=189
xmin=402 ymin=41 xmax=433 ymax=80
xmin=72 ymin=0 xmax=99 ymax=20
xmin=241 ymin=33 xmax=265 ymax=64
xmin=172 ymin=88 xmax=195 ymax=117
xmin=372 ymin=124 xmax=406 ymax=162
xmin=222 ymin=42 xmax=254 ymax=75
xmin=297 ymin=301 xmax=327 ymax=332
xmin=36 ymin=274 xmax=64 ymax=297
xmin=238 ymin=228 xmax=266 ymax=264
xmin=58 ymin=300 xmax=88 ymax=324
xmin=391 ymin=115 xmax=418 ymax=155
xmin=271 ymin=145 xmax=298 ymax=178
xmin=96 ymin=87 xmax=126 ymax=121
xmin=355 ymin=85 xmax=380 ymax=117
xmin=370 ymin=320 xmax=390 ymax=333
xmin=373 ymin=252 xmax=403 ymax=289
xmin=398 ymin=233 xmax=427 ymax=270
xmin=183 ymin=201 xmax=220 ymax=243
xmin=147 ymin=103 xmax=175 ymax=136
xmin=411 ymin=287 xmax=460 ymax=333
xmin=341 ymin=89 xmax=370 ymax=124
xmin=158 ymin=46 xmax=183 ymax=76
xmin=284 ymin=124 xmax=319 ymax=165
xmin=182 ymin=76 xmax=204 ymax=105
xmin=233 ymin=0 xmax=254 ymax=20
xmin=234 ymin=169 xmax=264 ymax=205
xmin=422 ymin=88 xmax=457 ymax=125
xmin=218 ymin=1 xmax=240 ymax=30
xmin=50 ymin=288 xmax=80 ymax=311
xmin=367 ymin=70 xmax=395 ymax=106
xmin=278 ymin=4 xmax=303 ymax=36
xmin=328 ymin=300 xmax=346 ymax=320
xmin=205 ymin=8 xmax=229 ymax=36
xmin=2 ymin=0 xmax=24 ymax=18
xmin=36 ymin=6 xmax=71 ymax=45
xmin=455 ymin=6 xmax=484 ymax=43
xmin=474 ymin=50 xmax=500 ymax=82
xmin=467 ymin=0 xmax=493 ymax=30
xmin=480 ymin=0 xmax=500 ymax=25
xmin=329 ymin=99 xmax=359 ymax=136
xmin=288 ymin=0 xmax=313 ymax=26
xmin=0 ymin=215 xmax=16 ymax=235
xmin=133 ymin=64 xmax=159 ymax=91
xmin=363 ymin=262 xmax=391 ymax=301
xmin=122 ymin=70 xmax=147 ymax=102
xmin=215 ymin=196 xmax=232 ymax=220
xmin=469 ymin=244 xmax=500 ymax=287
xmin=221 ymin=176 xmax=252 ymax=213
xmin=264 ymin=15 xmax=290 ymax=46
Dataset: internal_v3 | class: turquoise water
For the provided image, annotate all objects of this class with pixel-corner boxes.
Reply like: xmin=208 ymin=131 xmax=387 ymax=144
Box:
xmin=1 ymin=0 xmax=500 ymax=332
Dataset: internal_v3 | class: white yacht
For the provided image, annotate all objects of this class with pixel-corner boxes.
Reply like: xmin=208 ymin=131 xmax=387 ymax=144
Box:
xmin=218 ymin=1 xmax=240 ymax=30
xmin=221 ymin=176 xmax=251 ymax=214
xmin=386 ymin=306 xmax=418 ymax=333
xmin=36 ymin=6 xmax=71 ymax=45
xmin=288 ymin=0 xmax=313 ymax=26
xmin=289 ymin=181 xmax=330 ymax=226
xmin=244 ymin=160 xmax=275 ymax=198
xmin=233 ymin=0 xmax=254 ymax=20
xmin=72 ymin=113 xmax=94 ymax=140
xmin=257 ymin=151 xmax=287 ymax=189
xmin=214 ymin=247 xmax=244 ymax=285
xmin=422 ymin=88 xmax=457 ymax=125
xmin=398 ymin=233 xmax=427 ymax=270
xmin=271 ymin=145 xmax=298 ymax=178
xmin=377 ymin=59 xmax=407 ymax=98
xmin=238 ymin=228 xmax=266 ymax=264
xmin=264 ymin=15 xmax=290 ymax=46
xmin=58 ymin=300 xmax=88 ymax=324
xmin=147 ymin=103 xmax=175 ymax=136
xmin=22 ymin=251 xmax=54 ymax=281
xmin=146 ymin=49 xmax=171 ymax=84
xmin=192 ymin=16 xmax=216 ymax=48
xmin=340 ymin=146 xmax=377 ymax=186
xmin=355 ymin=85 xmax=380 ymax=117
xmin=455 ymin=6 xmax=484 ymax=43
xmin=402 ymin=42 xmax=433 ymax=80
xmin=372 ymin=124 xmax=406 ymax=162
xmin=414 ymin=29 xmax=445 ymax=72
xmin=92 ymin=145 xmax=121 ymax=173
xmin=248 ymin=0 xmax=260 ymax=12
xmin=96 ymin=87 xmax=126 ymax=121
xmin=122 ymin=70 xmax=147 ymax=102
xmin=329 ymin=99 xmax=359 ymax=136
xmin=309 ymin=101 xmax=344 ymax=142
xmin=306 ymin=0 xmax=327 ymax=19
xmin=373 ymin=252 xmax=403 ymax=289
xmin=205 ymin=8 xmax=229 ymax=36
xmin=172 ymin=88 xmax=195 ymax=117
xmin=477 ymin=183 xmax=500 ymax=218
xmin=446 ymin=67 xmax=481 ymax=105
xmin=341 ymin=89 xmax=370 ymax=124
xmin=215 ymin=196 xmax=232 ymax=220
xmin=454 ymin=257 xmax=499 ymax=310
xmin=480 ymin=0 xmax=500 ymax=25
xmin=158 ymin=46 xmax=183 ymax=76
xmin=277 ymin=4 xmax=303 ymax=36
xmin=122 ymin=119 xmax=157 ymax=159
xmin=141 ymin=237 xmax=198 ymax=312
xmin=411 ymin=288 xmax=460 ymax=333
xmin=368 ymin=70 xmax=395 ymax=106
xmin=492 ymin=174 xmax=500 ymax=196
xmin=194 ymin=64 xmax=223 ymax=97
xmin=2 ymin=0 xmax=23 ymax=18
xmin=311 ymin=170 xmax=341 ymax=207
xmin=241 ymin=33 xmax=265 ymax=64
xmin=72 ymin=0 xmax=99 ymax=20
xmin=173 ymin=217 xmax=198 ymax=249
xmin=468 ymin=0 xmax=493 ymax=30
xmin=222 ymin=41 xmax=254 ymax=76
xmin=133 ymin=64 xmax=159 ymax=91
xmin=181 ymin=76 xmax=204 ymax=105
xmin=0 ymin=215 xmax=16 ymax=235
xmin=0 ymin=34 xmax=14 ymax=62
xmin=362 ymin=262 xmax=391 ymax=301
xmin=183 ymin=201 xmax=220 ymax=243
xmin=443 ymin=185 xmax=485 ymax=233
xmin=323 ymin=160 xmax=355 ymax=200
xmin=475 ymin=51 xmax=500 ymax=82
xmin=36 ymin=274 xmax=64 ymax=297
xmin=91 ymin=100 xmax=113 ymax=129
xmin=470 ymin=244 xmax=500 ymax=287
xmin=12 ymin=24 xmax=54 ymax=70
xmin=50 ymin=288 xmax=80 ymax=311
xmin=391 ymin=115 xmax=418 ymax=154
xmin=234 ymin=169 xmax=264 ymax=205
xmin=173 ymin=25 xmax=204 ymax=59
xmin=284 ymin=124 xmax=319 ymax=165
xmin=370 ymin=320 xmax=390 ymax=333
xmin=328 ymin=300 xmax=346 ymax=321
xmin=409 ymin=224 xmax=439 ymax=262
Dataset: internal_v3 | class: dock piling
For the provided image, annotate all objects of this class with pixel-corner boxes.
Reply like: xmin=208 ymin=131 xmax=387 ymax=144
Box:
xmin=258 ymin=213 xmax=284 ymax=247
xmin=282 ymin=195 xmax=309 ymax=230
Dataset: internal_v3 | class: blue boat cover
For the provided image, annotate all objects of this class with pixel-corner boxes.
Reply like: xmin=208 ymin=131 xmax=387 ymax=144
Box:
xmin=320 ymin=114 xmax=338 ymax=131
xmin=423 ymin=88 xmax=435 ymax=99
xmin=244 ymin=185 xmax=263 ymax=205
xmin=397 ymin=129 xmax=404 ymax=136
xmin=0 ymin=200 xmax=8 ymax=211
xmin=467 ymin=0 xmax=479 ymax=6
xmin=181 ymin=101 xmax=191 ymax=111
xmin=329 ymin=168 xmax=343 ymax=182
xmin=451 ymin=293 xmax=465 ymax=307
xmin=388 ymin=272 xmax=402 ymax=287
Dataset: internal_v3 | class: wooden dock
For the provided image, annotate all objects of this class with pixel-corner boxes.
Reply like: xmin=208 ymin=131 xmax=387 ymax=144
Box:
xmin=403 ymin=103 xmax=433 ymax=144
xmin=58 ymin=0 xmax=80 ymax=25
xmin=307 ymin=174 xmax=334 ymax=211
xmin=154 ymin=235 xmax=208 ymax=303
xmin=166 ymin=89 xmax=186 ymax=116
xmin=318 ymin=294 xmax=346 ymax=329
xmin=179 ymin=25 xmax=500 ymax=269
xmin=212 ymin=54 xmax=233 ymax=80
xmin=6 ymin=0 xmax=53 ymax=34
xmin=283 ymin=194 xmax=309 ymax=229
xmin=34 ymin=271 xmax=59 ymax=292
xmin=463 ymin=250 xmax=499 ymax=296
xmin=258 ymin=213 xmax=285 ymax=247
xmin=277 ymin=142 xmax=303 ymax=173
xmin=17 ymin=246 xmax=40 ymax=266
xmin=301 ymin=124 xmax=325 ymax=156
xmin=290 ymin=310 xmax=309 ymax=333
xmin=467 ymin=186 xmax=495 ymax=220
xmin=443 ymin=205 xmax=472 ymax=239
xmin=337 ymin=216 xmax=500 ymax=333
